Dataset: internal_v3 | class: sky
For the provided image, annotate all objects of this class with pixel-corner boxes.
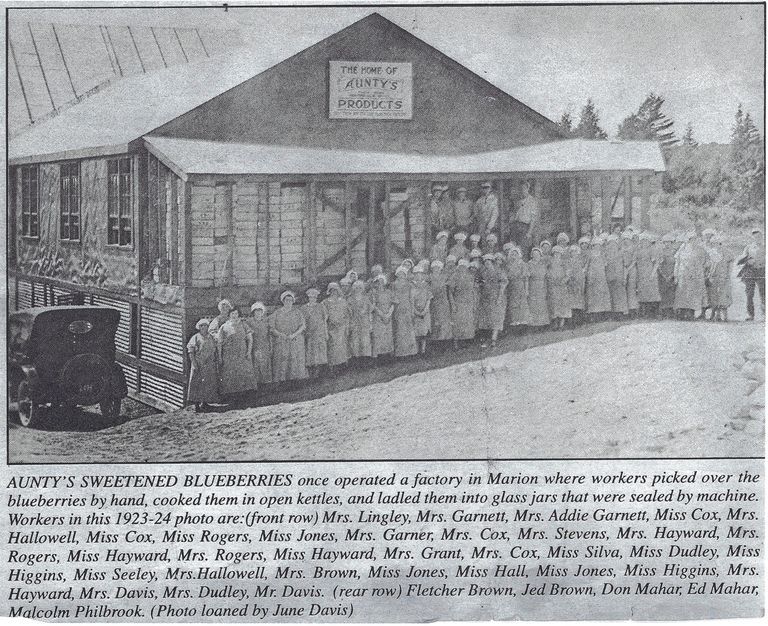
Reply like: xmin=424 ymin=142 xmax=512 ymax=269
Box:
xmin=11 ymin=3 xmax=765 ymax=144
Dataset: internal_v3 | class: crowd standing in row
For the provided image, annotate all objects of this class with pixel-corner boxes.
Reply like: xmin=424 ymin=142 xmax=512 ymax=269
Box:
xmin=185 ymin=225 xmax=764 ymax=412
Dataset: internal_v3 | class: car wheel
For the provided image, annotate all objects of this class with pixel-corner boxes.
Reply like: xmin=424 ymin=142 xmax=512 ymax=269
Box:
xmin=17 ymin=381 xmax=41 ymax=428
xmin=100 ymin=397 xmax=122 ymax=419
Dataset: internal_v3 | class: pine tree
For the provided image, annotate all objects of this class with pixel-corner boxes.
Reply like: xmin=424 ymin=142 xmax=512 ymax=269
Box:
xmin=574 ymin=99 xmax=607 ymax=140
xmin=731 ymin=104 xmax=745 ymax=143
xmin=743 ymin=112 xmax=761 ymax=144
xmin=681 ymin=122 xmax=698 ymax=147
xmin=616 ymin=93 xmax=677 ymax=148
xmin=558 ymin=111 xmax=574 ymax=137
xmin=729 ymin=104 xmax=765 ymax=213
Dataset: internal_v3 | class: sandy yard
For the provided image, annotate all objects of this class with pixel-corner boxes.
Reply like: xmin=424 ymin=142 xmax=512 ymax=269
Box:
xmin=8 ymin=320 xmax=763 ymax=463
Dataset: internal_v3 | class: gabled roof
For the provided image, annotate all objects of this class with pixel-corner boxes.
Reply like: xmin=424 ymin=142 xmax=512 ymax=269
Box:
xmin=9 ymin=12 xmax=561 ymax=165
xmin=144 ymin=136 xmax=666 ymax=178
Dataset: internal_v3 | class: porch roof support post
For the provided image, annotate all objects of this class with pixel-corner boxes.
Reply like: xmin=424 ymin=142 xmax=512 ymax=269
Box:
xmin=601 ymin=176 xmax=611 ymax=234
xmin=307 ymin=180 xmax=317 ymax=282
xmin=344 ymin=181 xmax=352 ymax=271
xmin=170 ymin=176 xmax=179 ymax=285
xmin=367 ymin=183 xmax=375 ymax=267
xmin=533 ymin=178 xmax=543 ymax=242
xmin=641 ymin=174 xmax=651 ymax=230
xmin=422 ymin=181 xmax=430 ymax=257
xmin=384 ymin=181 xmax=392 ymax=270
xmin=184 ymin=181 xmax=192 ymax=286
xmin=138 ymin=152 xmax=148 ymax=282
xmin=623 ymin=174 xmax=632 ymax=228
xmin=569 ymin=176 xmax=578 ymax=238
xmin=498 ymin=178 xmax=507 ymax=243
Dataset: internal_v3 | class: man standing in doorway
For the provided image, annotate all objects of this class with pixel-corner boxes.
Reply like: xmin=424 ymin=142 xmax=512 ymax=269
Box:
xmin=511 ymin=181 xmax=538 ymax=255
xmin=429 ymin=184 xmax=445 ymax=237
xmin=474 ymin=181 xmax=499 ymax=236
xmin=430 ymin=184 xmax=454 ymax=235
xmin=453 ymin=187 xmax=473 ymax=233
xmin=738 ymin=227 xmax=765 ymax=321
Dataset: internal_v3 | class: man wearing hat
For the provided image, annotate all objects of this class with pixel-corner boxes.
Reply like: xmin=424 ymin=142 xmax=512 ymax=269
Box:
xmin=430 ymin=184 xmax=454 ymax=235
xmin=474 ymin=181 xmax=499 ymax=236
xmin=698 ymin=228 xmax=717 ymax=320
xmin=511 ymin=181 xmax=538 ymax=255
xmin=738 ymin=227 xmax=765 ymax=320
xmin=453 ymin=186 xmax=473 ymax=232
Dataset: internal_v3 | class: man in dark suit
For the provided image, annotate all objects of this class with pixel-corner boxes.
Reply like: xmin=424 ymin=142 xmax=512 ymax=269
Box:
xmin=738 ymin=227 xmax=765 ymax=320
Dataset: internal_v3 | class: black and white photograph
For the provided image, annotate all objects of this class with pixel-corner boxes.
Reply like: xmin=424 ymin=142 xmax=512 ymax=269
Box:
xmin=5 ymin=2 xmax=765 ymax=464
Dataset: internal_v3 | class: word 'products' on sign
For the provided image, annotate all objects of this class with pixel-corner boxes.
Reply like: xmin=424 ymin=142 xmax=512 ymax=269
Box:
xmin=329 ymin=61 xmax=413 ymax=119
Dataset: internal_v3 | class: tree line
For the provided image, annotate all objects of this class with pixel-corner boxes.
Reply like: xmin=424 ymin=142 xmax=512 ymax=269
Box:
xmin=557 ymin=96 xmax=765 ymax=228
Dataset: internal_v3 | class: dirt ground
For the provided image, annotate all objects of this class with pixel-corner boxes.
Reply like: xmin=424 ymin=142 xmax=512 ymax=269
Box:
xmin=8 ymin=316 xmax=763 ymax=464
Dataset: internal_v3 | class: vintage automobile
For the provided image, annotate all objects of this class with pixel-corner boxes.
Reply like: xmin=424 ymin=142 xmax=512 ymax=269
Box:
xmin=7 ymin=306 xmax=128 ymax=427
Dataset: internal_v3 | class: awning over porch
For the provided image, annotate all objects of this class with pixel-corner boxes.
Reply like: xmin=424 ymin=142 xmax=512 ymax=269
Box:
xmin=144 ymin=136 xmax=666 ymax=179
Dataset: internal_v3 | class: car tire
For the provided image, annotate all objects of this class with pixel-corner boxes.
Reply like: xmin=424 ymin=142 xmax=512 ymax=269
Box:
xmin=17 ymin=381 xmax=41 ymax=428
xmin=100 ymin=397 xmax=122 ymax=419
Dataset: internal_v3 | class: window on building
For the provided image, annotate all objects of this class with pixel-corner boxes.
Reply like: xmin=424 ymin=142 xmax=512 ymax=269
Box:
xmin=60 ymin=162 xmax=80 ymax=241
xmin=108 ymin=157 xmax=133 ymax=246
xmin=20 ymin=165 xmax=39 ymax=238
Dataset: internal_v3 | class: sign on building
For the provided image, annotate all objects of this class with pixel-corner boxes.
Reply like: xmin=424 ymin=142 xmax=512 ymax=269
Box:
xmin=329 ymin=61 xmax=413 ymax=120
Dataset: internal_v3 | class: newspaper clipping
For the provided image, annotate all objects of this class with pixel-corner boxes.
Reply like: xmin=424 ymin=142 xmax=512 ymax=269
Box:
xmin=2 ymin=1 xmax=765 ymax=622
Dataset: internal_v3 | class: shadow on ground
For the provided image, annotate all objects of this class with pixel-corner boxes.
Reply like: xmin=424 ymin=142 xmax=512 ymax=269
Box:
xmin=7 ymin=398 xmax=157 ymax=433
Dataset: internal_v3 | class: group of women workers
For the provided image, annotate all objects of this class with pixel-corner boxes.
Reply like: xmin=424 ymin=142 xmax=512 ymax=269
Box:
xmin=185 ymin=226 xmax=733 ymax=411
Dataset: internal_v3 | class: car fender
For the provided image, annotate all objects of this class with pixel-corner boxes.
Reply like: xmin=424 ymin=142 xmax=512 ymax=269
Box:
xmin=110 ymin=363 xmax=128 ymax=398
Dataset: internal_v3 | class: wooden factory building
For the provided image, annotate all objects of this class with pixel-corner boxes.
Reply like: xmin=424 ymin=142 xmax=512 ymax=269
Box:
xmin=8 ymin=13 xmax=665 ymax=409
